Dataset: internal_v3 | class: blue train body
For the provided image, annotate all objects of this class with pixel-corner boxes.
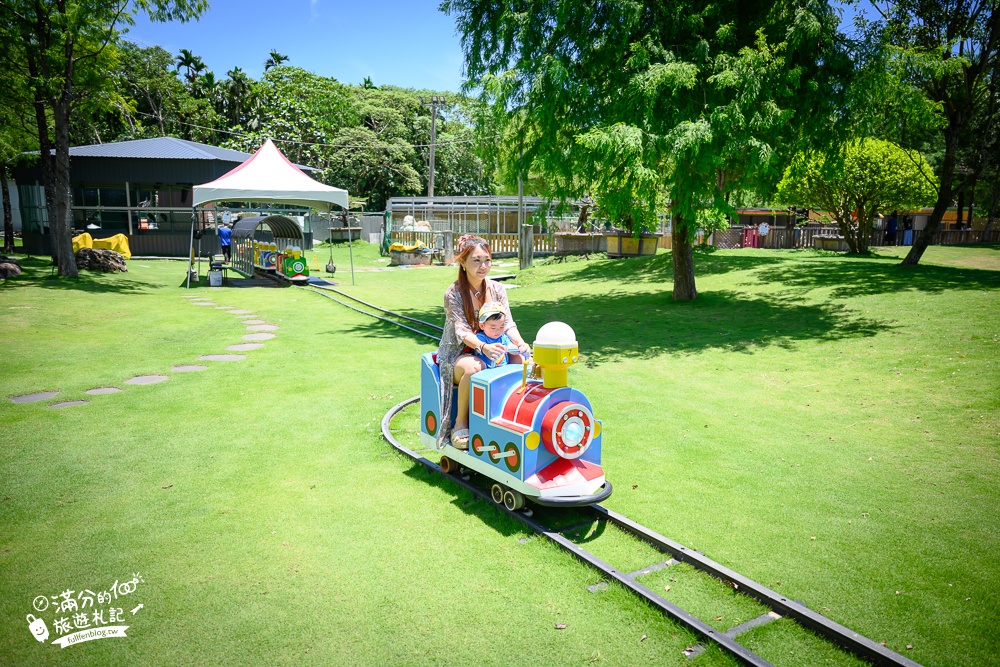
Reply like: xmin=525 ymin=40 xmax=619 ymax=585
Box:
xmin=419 ymin=349 xmax=611 ymax=508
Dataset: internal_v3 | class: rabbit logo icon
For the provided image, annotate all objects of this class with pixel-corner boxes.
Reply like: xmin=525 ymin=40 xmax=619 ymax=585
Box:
xmin=27 ymin=615 xmax=49 ymax=642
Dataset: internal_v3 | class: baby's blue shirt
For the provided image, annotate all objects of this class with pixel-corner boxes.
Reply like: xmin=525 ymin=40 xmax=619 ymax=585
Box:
xmin=474 ymin=332 xmax=514 ymax=368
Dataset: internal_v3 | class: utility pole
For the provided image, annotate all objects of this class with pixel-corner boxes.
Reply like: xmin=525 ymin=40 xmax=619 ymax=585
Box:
xmin=420 ymin=95 xmax=443 ymax=197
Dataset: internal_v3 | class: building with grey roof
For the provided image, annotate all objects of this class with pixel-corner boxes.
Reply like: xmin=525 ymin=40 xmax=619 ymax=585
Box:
xmin=13 ymin=137 xmax=316 ymax=256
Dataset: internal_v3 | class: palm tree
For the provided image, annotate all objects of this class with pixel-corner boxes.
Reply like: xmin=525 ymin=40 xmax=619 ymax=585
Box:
xmin=225 ymin=67 xmax=254 ymax=125
xmin=264 ymin=50 xmax=289 ymax=70
xmin=175 ymin=48 xmax=197 ymax=80
xmin=193 ymin=71 xmax=218 ymax=100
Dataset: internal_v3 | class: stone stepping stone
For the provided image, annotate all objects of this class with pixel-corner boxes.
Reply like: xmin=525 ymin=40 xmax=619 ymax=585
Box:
xmin=126 ymin=375 xmax=169 ymax=385
xmin=85 ymin=387 xmax=121 ymax=395
xmin=215 ymin=305 xmax=236 ymax=310
xmin=229 ymin=309 xmax=254 ymax=314
xmin=198 ymin=354 xmax=246 ymax=361
xmin=10 ymin=391 xmax=59 ymax=404
xmin=243 ymin=333 xmax=275 ymax=341
xmin=227 ymin=343 xmax=264 ymax=351
xmin=246 ymin=324 xmax=279 ymax=332
xmin=242 ymin=319 xmax=267 ymax=325
xmin=50 ymin=400 xmax=89 ymax=409
xmin=192 ymin=302 xmax=216 ymax=306
xmin=172 ymin=365 xmax=208 ymax=372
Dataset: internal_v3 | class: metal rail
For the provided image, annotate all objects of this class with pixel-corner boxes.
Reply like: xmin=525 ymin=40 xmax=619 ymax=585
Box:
xmin=381 ymin=397 xmax=923 ymax=667
xmin=306 ymin=284 xmax=923 ymax=667
xmin=305 ymin=283 xmax=445 ymax=332
xmin=297 ymin=284 xmax=441 ymax=341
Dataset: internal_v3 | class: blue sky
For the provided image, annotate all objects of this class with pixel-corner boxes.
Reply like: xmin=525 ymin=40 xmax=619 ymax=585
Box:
xmin=126 ymin=0 xmax=466 ymax=91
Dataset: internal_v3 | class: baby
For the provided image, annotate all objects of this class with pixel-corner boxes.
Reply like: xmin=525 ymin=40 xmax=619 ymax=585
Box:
xmin=473 ymin=302 xmax=525 ymax=368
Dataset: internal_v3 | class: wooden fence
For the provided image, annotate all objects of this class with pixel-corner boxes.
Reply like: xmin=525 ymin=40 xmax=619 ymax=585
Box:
xmin=392 ymin=225 xmax=1000 ymax=258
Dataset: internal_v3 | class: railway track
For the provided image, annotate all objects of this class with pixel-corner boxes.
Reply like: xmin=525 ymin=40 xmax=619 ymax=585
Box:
xmin=301 ymin=282 xmax=923 ymax=667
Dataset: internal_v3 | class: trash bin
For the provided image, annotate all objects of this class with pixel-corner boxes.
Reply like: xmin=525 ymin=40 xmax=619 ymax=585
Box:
xmin=208 ymin=269 xmax=222 ymax=287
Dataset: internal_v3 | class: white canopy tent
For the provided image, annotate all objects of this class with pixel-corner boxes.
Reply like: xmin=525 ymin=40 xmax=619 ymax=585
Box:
xmin=188 ymin=139 xmax=353 ymax=287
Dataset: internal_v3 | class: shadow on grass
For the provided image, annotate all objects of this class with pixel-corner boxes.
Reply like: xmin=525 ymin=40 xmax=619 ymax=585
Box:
xmin=753 ymin=253 xmax=1000 ymax=299
xmin=399 ymin=460 xmax=609 ymax=541
xmin=339 ymin=288 xmax=888 ymax=361
xmin=538 ymin=249 xmax=791 ymax=285
xmin=401 ymin=464 xmax=530 ymax=538
xmin=0 ymin=256 xmax=150 ymax=295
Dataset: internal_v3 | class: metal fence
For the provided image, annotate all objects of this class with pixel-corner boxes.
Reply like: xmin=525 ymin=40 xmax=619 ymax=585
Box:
xmin=390 ymin=230 xmax=557 ymax=257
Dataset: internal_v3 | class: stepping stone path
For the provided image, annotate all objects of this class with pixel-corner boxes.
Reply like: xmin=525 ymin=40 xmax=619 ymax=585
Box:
xmin=126 ymin=375 xmax=169 ymax=385
xmin=13 ymin=300 xmax=276 ymax=410
xmin=10 ymin=391 xmax=60 ymax=404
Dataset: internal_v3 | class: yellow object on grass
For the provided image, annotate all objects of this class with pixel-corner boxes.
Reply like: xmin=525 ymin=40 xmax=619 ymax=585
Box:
xmin=72 ymin=232 xmax=93 ymax=252
xmin=92 ymin=234 xmax=132 ymax=259
xmin=72 ymin=232 xmax=132 ymax=259
xmin=388 ymin=241 xmax=427 ymax=253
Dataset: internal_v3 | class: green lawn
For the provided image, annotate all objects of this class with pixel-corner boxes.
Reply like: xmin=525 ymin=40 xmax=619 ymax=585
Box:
xmin=1 ymin=243 xmax=997 ymax=666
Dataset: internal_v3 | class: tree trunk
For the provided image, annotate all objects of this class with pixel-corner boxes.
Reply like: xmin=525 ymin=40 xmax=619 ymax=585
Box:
xmin=671 ymin=207 xmax=697 ymax=301
xmin=52 ymin=91 xmax=77 ymax=277
xmin=835 ymin=214 xmax=861 ymax=253
xmin=966 ymin=183 xmax=976 ymax=239
xmin=903 ymin=122 xmax=961 ymax=265
xmin=955 ymin=188 xmax=965 ymax=230
xmin=1 ymin=165 xmax=12 ymax=254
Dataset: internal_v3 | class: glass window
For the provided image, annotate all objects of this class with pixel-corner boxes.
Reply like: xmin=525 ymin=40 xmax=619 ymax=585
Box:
xmin=100 ymin=188 xmax=127 ymax=207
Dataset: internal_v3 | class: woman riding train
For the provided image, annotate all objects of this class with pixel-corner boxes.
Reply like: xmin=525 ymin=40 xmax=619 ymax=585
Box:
xmin=436 ymin=235 xmax=531 ymax=449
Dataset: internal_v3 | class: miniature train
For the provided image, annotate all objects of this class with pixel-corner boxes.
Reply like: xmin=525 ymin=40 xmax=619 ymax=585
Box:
xmin=420 ymin=322 xmax=613 ymax=510
xmin=253 ymin=242 xmax=310 ymax=284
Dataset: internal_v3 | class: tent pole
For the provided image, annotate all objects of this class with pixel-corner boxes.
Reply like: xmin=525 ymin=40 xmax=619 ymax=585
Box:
xmin=186 ymin=207 xmax=196 ymax=289
xmin=347 ymin=206 xmax=355 ymax=285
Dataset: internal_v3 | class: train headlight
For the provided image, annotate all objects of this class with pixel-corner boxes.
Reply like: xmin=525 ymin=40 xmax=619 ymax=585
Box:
xmin=563 ymin=419 xmax=585 ymax=448
xmin=541 ymin=401 xmax=594 ymax=460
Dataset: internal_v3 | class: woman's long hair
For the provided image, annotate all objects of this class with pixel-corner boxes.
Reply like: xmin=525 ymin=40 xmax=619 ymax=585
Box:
xmin=455 ymin=235 xmax=491 ymax=333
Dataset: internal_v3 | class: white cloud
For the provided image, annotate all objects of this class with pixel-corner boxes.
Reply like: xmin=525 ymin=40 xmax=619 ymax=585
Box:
xmin=310 ymin=0 xmax=319 ymax=20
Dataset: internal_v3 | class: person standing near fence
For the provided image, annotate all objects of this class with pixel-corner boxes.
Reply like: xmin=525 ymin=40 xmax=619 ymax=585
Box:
xmin=885 ymin=212 xmax=898 ymax=246
xmin=218 ymin=222 xmax=232 ymax=262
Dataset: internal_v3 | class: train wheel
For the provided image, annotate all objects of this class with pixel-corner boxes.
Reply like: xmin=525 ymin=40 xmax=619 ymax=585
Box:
xmin=503 ymin=489 xmax=525 ymax=511
xmin=440 ymin=456 xmax=455 ymax=474
xmin=491 ymin=484 xmax=504 ymax=505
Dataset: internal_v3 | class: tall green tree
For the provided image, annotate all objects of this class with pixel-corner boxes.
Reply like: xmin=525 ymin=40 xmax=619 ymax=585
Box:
xmin=0 ymin=0 xmax=207 ymax=277
xmin=776 ymin=138 xmax=938 ymax=253
xmin=864 ymin=0 xmax=1000 ymax=265
xmin=443 ymin=0 xmax=849 ymax=300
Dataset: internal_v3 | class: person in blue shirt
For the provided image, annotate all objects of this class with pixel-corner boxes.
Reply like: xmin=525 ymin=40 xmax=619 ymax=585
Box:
xmin=473 ymin=302 xmax=526 ymax=369
xmin=218 ymin=222 xmax=232 ymax=262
